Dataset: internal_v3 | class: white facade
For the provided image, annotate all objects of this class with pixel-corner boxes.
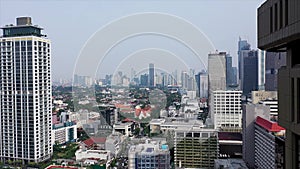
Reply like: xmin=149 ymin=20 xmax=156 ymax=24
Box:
xmin=259 ymin=99 xmax=278 ymax=116
xmin=210 ymin=90 xmax=242 ymax=129
xmin=0 ymin=18 xmax=52 ymax=163
xmin=113 ymin=122 xmax=134 ymax=136
xmin=128 ymin=139 xmax=170 ymax=169
xmin=75 ymin=149 xmax=111 ymax=161
xmin=52 ymin=123 xmax=77 ymax=145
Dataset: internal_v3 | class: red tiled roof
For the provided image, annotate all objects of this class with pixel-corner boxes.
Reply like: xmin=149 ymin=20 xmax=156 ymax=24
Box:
xmin=256 ymin=116 xmax=285 ymax=132
xmin=83 ymin=137 xmax=106 ymax=147
xmin=122 ymin=118 xmax=135 ymax=122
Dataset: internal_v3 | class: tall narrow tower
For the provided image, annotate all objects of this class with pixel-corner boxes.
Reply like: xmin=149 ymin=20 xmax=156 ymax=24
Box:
xmin=149 ymin=63 xmax=154 ymax=87
xmin=0 ymin=17 xmax=52 ymax=163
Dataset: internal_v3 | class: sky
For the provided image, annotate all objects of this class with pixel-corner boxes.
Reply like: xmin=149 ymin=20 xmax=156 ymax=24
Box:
xmin=0 ymin=0 xmax=265 ymax=81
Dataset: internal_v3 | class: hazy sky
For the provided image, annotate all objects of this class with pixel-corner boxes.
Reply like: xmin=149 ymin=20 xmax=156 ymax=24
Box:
xmin=0 ymin=0 xmax=265 ymax=80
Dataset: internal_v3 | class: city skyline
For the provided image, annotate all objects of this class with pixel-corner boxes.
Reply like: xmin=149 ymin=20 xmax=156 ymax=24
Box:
xmin=1 ymin=0 xmax=265 ymax=80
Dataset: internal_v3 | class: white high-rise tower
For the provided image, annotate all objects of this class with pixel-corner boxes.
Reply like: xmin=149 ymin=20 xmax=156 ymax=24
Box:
xmin=0 ymin=17 xmax=52 ymax=163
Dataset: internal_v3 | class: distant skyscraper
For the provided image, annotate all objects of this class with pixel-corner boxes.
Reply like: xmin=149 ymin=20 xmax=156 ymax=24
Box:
xmin=140 ymin=74 xmax=148 ymax=87
xmin=243 ymin=50 xmax=258 ymax=95
xmin=238 ymin=38 xmax=261 ymax=95
xmin=195 ymin=71 xmax=208 ymax=98
xmin=258 ymin=49 xmax=266 ymax=90
xmin=208 ymin=51 xmax=226 ymax=91
xmin=181 ymin=71 xmax=189 ymax=89
xmin=0 ymin=17 xmax=52 ymax=163
xmin=265 ymin=52 xmax=286 ymax=91
xmin=226 ymin=54 xmax=236 ymax=86
xmin=232 ymin=67 xmax=238 ymax=84
xmin=149 ymin=63 xmax=154 ymax=87
xmin=238 ymin=37 xmax=251 ymax=82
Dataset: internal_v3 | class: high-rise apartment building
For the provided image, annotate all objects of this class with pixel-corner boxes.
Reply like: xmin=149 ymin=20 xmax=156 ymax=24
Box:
xmin=210 ymin=90 xmax=242 ymax=129
xmin=208 ymin=51 xmax=226 ymax=91
xmin=258 ymin=0 xmax=300 ymax=168
xmin=149 ymin=63 xmax=154 ymax=87
xmin=0 ymin=17 xmax=52 ymax=163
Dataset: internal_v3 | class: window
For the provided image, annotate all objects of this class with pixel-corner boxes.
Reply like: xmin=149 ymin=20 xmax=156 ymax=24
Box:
xmin=274 ymin=3 xmax=278 ymax=31
xmin=285 ymin=0 xmax=288 ymax=26
xmin=270 ymin=6 xmax=273 ymax=33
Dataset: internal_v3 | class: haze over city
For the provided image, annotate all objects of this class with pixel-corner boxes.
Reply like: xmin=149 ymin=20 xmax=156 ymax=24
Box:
xmin=1 ymin=0 xmax=264 ymax=80
xmin=1 ymin=0 xmax=298 ymax=168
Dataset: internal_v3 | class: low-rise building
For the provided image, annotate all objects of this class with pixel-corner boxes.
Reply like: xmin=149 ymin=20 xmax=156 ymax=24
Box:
xmin=214 ymin=159 xmax=248 ymax=169
xmin=113 ymin=121 xmax=135 ymax=136
xmin=75 ymin=149 xmax=111 ymax=162
xmin=105 ymin=133 xmax=125 ymax=156
xmin=174 ymin=127 xmax=219 ymax=168
xmin=128 ymin=139 xmax=170 ymax=169
xmin=52 ymin=121 xmax=77 ymax=145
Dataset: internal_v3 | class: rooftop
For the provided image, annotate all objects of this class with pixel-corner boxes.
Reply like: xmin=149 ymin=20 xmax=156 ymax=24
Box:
xmin=255 ymin=116 xmax=285 ymax=132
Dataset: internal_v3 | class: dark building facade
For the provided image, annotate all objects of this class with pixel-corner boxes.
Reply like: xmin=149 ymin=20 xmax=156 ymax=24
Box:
xmin=149 ymin=63 xmax=154 ymax=87
xmin=243 ymin=50 xmax=259 ymax=95
xmin=258 ymin=0 xmax=300 ymax=168
xmin=140 ymin=74 xmax=148 ymax=87
xmin=265 ymin=52 xmax=286 ymax=91
xmin=226 ymin=54 xmax=236 ymax=86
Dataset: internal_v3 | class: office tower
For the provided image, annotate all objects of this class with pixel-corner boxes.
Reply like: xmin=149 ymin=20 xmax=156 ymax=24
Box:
xmin=187 ymin=76 xmax=195 ymax=91
xmin=210 ymin=90 xmax=242 ymax=129
xmin=238 ymin=37 xmax=251 ymax=83
xmin=140 ymin=74 xmax=148 ymax=87
xmin=238 ymin=38 xmax=260 ymax=95
xmin=242 ymin=50 xmax=258 ymax=95
xmin=254 ymin=116 xmax=285 ymax=168
xmin=242 ymin=104 xmax=270 ymax=169
xmin=258 ymin=49 xmax=266 ymax=90
xmin=232 ymin=67 xmax=237 ymax=84
xmin=258 ymin=1 xmax=300 ymax=168
xmin=265 ymin=52 xmax=286 ymax=91
xmin=226 ymin=54 xmax=236 ymax=86
xmin=149 ymin=63 xmax=154 ymax=87
xmin=174 ymin=128 xmax=218 ymax=168
xmin=208 ymin=51 xmax=226 ymax=91
xmin=128 ymin=140 xmax=170 ymax=169
xmin=195 ymin=71 xmax=208 ymax=98
xmin=0 ymin=17 xmax=52 ymax=163
xmin=172 ymin=70 xmax=178 ymax=85
xmin=130 ymin=68 xmax=136 ymax=81
xmin=181 ymin=71 xmax=188 ymax=89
